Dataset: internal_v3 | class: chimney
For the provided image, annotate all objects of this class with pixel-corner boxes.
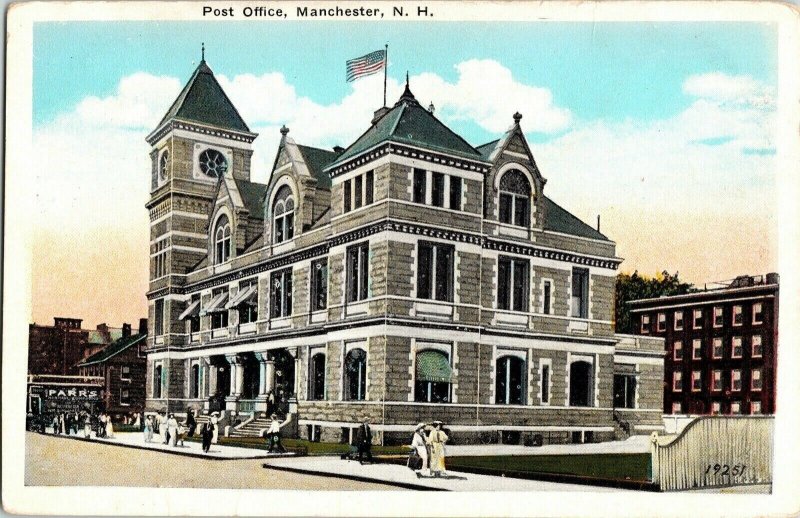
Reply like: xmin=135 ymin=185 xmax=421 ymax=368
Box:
xmin=428 ymin=102 xmax=435 ymax=114
xmin=371 ymin=106 xmax=390 ymax=125
xmin=333 ymin=145 xmax=345 ymax=154
xmin=596 ymin=214 xmax=601 ymax=232
xmin=139 ymin=318 xmax=148 ymax=335
xmin=766 ymin=272 xmax=780 ymax=285
xmin=122 ymin=323 xmax=132 ymax=338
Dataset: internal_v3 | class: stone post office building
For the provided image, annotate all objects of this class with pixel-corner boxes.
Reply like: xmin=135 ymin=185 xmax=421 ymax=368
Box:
xmin=144 ymin=58 xmax=664 ymax=444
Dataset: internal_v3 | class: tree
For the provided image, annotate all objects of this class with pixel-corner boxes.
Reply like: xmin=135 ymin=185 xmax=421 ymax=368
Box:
xmin=615 ymin=271 xmax=694 ymax=334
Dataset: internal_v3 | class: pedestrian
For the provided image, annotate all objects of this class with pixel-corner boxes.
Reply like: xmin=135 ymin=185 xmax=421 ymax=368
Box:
xmin=159 ymin=412 xmax=169 ymax=444
xmin=210 ymin=412 xmax=219 ymax=444
xmin=267 ymin=391 xmax=276 ymax=416
xmin=83 ymin=412 xmax=92 ymax=438
xmin=143 ymin=415 xmax=153 ymax=443
xmin=51 ymin=414 xmax=59 ymax=434
xmin=133 ymin=412 xmax=141 ymax=429
xmin=427 ymin=421 xmax=449 ymax=477
xmin=185 ymin=409 xmax=197 ymax=437
xmin=167 ymin=413 xmax=179 ymax=447
xmin=72 ymin=412 xmax=80 ymax=435
xmin=105 ymin=414 xmax=115 ymax=438
xmin=265 ymin=413 xmax=291 ymax=453
xmin=64 ymin=413 xmax=72 ymax=435
xmin=97 ymin=414 xmax=106 ymax=438
xmin=410 ymin=423 xmax=430 ymax=478
xmin=356 ymin=418 xmax=373 ymax=464
xmin=176 ymin=422 xmax=186 ymax=447
xmin=201 ymin=422 xmax=213 ymax=453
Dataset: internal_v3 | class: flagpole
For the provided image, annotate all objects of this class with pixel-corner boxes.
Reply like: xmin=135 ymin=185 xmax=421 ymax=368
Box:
xmin=383 ymin=43 xmax=388 ymax=107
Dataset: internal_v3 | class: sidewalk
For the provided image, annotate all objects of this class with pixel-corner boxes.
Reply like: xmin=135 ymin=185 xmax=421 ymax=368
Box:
xmin=442 ymin=435 xmax=653 ymax=457
xmin=38 ymin=430 xmax=291 ymax=460
xmin=263 ymin=456 xmax=626 ymax=492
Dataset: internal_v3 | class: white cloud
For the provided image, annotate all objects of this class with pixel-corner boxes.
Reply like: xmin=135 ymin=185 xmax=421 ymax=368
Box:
xmin=682 ymin=72 xmax=775 ymax=107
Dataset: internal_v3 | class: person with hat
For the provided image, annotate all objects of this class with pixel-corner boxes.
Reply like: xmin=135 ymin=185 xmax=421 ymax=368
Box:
xmin=265 ymin=413 xmax=291 ymax=453
xmin=427 ymin=420 xmax=449 ymax=477
xmin=210 ymin=412 xmax=220 ymax=444
xmin=410 ymin=423 xmax=430 ymax=477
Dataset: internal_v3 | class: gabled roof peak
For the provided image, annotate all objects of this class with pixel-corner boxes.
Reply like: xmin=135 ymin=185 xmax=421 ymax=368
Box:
xmin=396 ymin=72 xmax=419 ymax=106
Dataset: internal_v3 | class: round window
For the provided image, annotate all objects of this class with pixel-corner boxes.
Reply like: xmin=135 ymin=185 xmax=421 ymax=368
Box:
xmin=198 ymin=149 xmax=228 ymax=178
xmin=158 ymin=150 xmax=170 ymax=181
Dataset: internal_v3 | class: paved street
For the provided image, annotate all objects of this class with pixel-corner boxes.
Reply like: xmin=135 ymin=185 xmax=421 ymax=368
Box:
xmin=24 ymin=432 xmax=400 ymax=490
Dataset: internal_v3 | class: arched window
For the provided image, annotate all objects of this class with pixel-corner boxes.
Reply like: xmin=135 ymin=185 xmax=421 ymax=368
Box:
xmin=414 ymin=349 xmax=452 ymax=403
xmin=344 ymin=348 xmax=367 ymax=401
xmin=190 ymin=364 xmax=200 ymax=399
xmin=495 ymin=355 xmax=526 ymax=405
xmin=159 ymin=150 xmax=170 ymax=182
xmin=214 ymin=215 xmax=231 ymax=263
xmin=498 ymin=170 xmax=532 ymax=227
xmin=309 ymin=352 xmax=326 ymax=400
xmin=273 ymin=185 xmax=295 ymax=244
xmin=569 ymin=361 xmax=594 ymax=407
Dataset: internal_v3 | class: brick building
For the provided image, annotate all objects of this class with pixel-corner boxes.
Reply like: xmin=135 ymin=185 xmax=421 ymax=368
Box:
xmin=144 ymin=58 xmax=664 ymax=444
xmin=629 ymin=273 xmax=779 ymax=416
xmin=28 ymin=317 xmax=87 ymax=375
xmin=77 ymin=319 xmax=148 ymax=419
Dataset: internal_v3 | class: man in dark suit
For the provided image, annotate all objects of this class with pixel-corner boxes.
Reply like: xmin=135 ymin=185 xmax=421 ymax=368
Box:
xmin=356 ymin=418 xmax=373 ymax=464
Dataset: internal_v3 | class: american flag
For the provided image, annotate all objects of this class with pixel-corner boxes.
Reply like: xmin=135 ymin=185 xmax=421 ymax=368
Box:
xmin=346 ymin=50 xmax=386 ymax=82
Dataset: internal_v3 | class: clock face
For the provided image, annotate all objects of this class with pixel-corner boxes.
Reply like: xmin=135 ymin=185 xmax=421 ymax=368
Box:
xmin=158 ymin=150 xmax=170 ymax=181
xmin=198 ymin=149 xmax=228 ymax=178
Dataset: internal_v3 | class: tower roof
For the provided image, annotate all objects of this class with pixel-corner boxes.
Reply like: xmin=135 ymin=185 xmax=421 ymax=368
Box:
xmin=155 ymin=60 xmax=251 ymax=133
xmin=328 ymin=80 xmax=484 ymax=169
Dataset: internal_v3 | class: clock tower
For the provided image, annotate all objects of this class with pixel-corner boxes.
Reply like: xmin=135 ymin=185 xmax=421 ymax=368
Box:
xmin=144 ymin=56 xmax=257 ymax=360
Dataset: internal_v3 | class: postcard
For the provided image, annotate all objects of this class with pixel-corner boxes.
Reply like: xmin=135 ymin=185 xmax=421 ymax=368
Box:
xmin=3 ymin=1 xmax=800 ymax=516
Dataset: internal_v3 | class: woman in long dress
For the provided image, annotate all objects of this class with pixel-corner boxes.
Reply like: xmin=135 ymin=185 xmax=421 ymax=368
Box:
xmin=143 ymin=416 xmax=153 ymax=443
xmin=427 ymin=421 xmax=448 ymax=477
xmin=105 ymin=414 xmax=114 ymax=438
xmin=167 ymin=414 xmax=179 ymax=446
xmin=210 ymin=413 xmax=219 ymax=444
xmin=410 ymin=423 xmax=430 ymax=478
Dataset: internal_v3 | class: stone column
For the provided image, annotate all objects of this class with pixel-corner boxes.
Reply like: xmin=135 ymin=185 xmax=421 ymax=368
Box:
xmin=208 ymin=361 xmax=218 ymax=397
xmin=235 ymin=359 xmax=245 ymax=397
xmin=255 ymin=352 xmax=268 ymax=396
xmin=265 ymin=361 xmax=276 ymax=395
xmin=287 ymin=347 xmax=300 ymax=397
xmin=225 ymin=355 xmax=238 ymax=397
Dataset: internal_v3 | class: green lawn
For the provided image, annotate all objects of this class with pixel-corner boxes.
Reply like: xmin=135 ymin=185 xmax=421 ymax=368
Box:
xmin=447 ymin=453 xmax=651 ymax=482
xmin=183 ymin=435 xmax=409 ymax=456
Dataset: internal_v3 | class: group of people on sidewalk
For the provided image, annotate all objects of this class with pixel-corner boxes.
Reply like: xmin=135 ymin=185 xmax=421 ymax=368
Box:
xmin=41 ymin=411 xmax=115 ymax=439
xmin=410 ymin=420 xmax=449 ymax=478
xmin=142 ymin=409 xmax=219 ymax=452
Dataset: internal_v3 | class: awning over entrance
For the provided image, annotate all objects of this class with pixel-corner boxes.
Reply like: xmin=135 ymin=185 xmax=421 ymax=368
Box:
xmin=416 ymin=350 xmax=452 ymax=383
xmin=225 ymin=284 xmax=257 ymax=309
xmin=178 ymin=299 xmax=201 ymax=320
xmin=200 ymin=291 xmax=229 ymax=316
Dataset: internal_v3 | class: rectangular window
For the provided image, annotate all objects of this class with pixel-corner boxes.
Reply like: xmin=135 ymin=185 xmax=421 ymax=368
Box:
xmin=657 ymin=312 xmax=666 ymax=331
xmin=153 ymin=365 xmax=162 ymax=399
xmin=751 ymin=369 xmax=762 ymax=391
xmin=344 ymin=179 xmax=352 ymax=213
xmin=692 ymin=339 xmax=702 ymax=360
xmin=673 ymin=341 xmax=683 ymax=360
xmin=752 ymin=335 xmax=763 ymax=357
xmin=712 ymin=370 xmax=722 ymax=391
xmin=189 ymin=294 xmax=201 ymax=333
xmin=733 ymin=305 xmax=743 ymax=326
xmin=499 ymin=193 xmax=513 ymax=224
xmin=730 ymin=401 xmax=741 ymax=415
xmin=497 ymin=257 xmax=529 ymax=311
xmin=571 ymin=268 xmax=589 ymax=319
xmin=693 ymin=309 xmax=703 ymax=329
xmin=413 ymin=168 xmax=426 ymax=203
xmin=310 ymin=259 xmax=328 ymax=311
xmin=673 ymin=370 xmax=682 ymax=391
xmin=542 ymin=281 xmax=552 ymax=315
xmin=731 ymin=369 xmax=742 ymax=391
xmin=672 ymin=402 xmax=682 ymax=414
xmin=121 ymin=365 xmax=131 ymax=381
xmin=674 ymin=311 xmax=684 ymax=330
xmin=751 ymin=401 xmax=762 ymax=414
xmin=712 ymin=337 xmax=724 ymax=359
xmin=641 ymin=315 xmax=650 ymax=334
xmin=713 ymin=306 xmax=723 ymax=327
xmin=731 ymin=337 xmax=743 ymax=358
xmin=752 ymin=302 xmax=763 ymax=324
xmin=416 ymin=242 xmax=454 ymax=302
xmin=449 ymin=176 xmax=462 ymax=210
xmin=365 ymin=170 xmax=374 ymax=205
xmin=120 ymin=389 xmax=130 ymax=406
xmin=613 ymin=374 xmax=637 ymax=409
xmin=154 ymin=299 xmax=164 ymax=336
xmin=270 ymin=269 xmax=293 ymax=318
xmin=153 ymin=239 xmax=168 ymax=279
xmin=347 ymin=243 xmax=369 ymax=302
xmin=431 ymin=172 xmax=445 ymax=207
xmin=712 ymin=401 xmax=721 ymax=414
xmin=691 ymin=370 xmax=702 ymax=392
xmin=354 ymin=175 xmax=363 ymax=209
xmin=237 ymin=282 xmax=258 ymax=325
xmin=541 ymin=364 xmax=550 ymax=404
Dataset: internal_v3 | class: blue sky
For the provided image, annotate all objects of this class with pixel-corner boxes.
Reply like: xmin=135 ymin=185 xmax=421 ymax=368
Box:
xmin=30 ymin=20 xmax=779 ymax=326
xmin=34 ymin=21 xmax=776 ymax=142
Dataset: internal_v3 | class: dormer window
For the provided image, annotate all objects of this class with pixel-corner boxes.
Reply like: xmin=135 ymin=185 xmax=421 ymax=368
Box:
xmin=273 ymin=185 xmax=294 ymax=244
xmin=214 ymin=215 xmax=231 ymax=263
xmin=498 ymin=170 xmax=531 ymax=227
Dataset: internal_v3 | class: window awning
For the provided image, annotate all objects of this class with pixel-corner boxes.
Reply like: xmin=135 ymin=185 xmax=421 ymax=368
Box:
xmin=199 ymin=291 xmax=229 ymax=316
xmin=178 ymin=300 xmax=201 ymax=320
xmin=225 ymin=284 xmax=257 ymax=309
xmin=416 ymin=350 xmax=452 ymax=383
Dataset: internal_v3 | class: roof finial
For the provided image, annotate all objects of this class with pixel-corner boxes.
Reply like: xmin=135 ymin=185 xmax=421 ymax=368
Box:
xmin=428 ymin=102 xmax=435 ymax=115
xmin=201 ymin=42 xmax=205 ymax=62
xmin=513 ymin=112 xmax=522 ymax=125
xmin=406 ymin=71 xmax=409 ymax=87
xmin=280 ymin=125 xmax=289 ymax=136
